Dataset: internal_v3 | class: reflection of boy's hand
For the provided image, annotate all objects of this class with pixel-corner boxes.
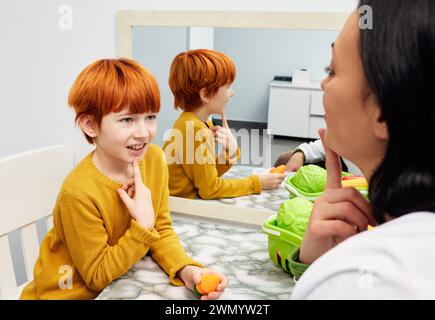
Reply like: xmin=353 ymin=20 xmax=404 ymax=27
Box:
xmin=117 ymin=157 xmax=155 ymax=230
xmin=258 ymin=173 xmax=286 ymax=189
xmin=212 ymin=113 xmax=238 ymax=159
xmin=299 ymin=129 xmax=376 ymax=264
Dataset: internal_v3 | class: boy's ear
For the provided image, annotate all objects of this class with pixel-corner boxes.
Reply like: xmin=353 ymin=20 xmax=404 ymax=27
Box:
xmin=199 ymin=88 xmax=210 ymax=104
xmin=77 ymin=114 xmax=99 ymax=139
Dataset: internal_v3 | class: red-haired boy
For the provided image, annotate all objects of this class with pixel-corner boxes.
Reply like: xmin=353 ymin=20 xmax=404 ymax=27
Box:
xmin=21 ymin=58 xmax=227 ymax=299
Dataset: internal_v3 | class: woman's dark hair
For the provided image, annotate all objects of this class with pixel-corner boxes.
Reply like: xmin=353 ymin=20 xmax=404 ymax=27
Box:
xmin=359 ymin=0 xmax=435 ymax=222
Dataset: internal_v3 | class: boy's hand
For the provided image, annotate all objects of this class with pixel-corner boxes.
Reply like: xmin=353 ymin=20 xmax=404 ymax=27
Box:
xmin=117 ymin=157 xmax=155 ymax=230
xmin=212 ymin=113 xmax=238 ymax=160
xmin=178 ymin=265 xmax=228 ymax=300
xmin=299 ymin=129 xmax=376 ymax=264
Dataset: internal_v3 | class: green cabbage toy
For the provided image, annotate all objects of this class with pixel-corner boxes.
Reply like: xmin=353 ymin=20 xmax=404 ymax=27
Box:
xmin=276 ymin=197 xmax=313 ymax=237
xmin=285 ymin=165 xmax=352 ymax=201
xmin=290 ymin=164 xmax=327 ymax=193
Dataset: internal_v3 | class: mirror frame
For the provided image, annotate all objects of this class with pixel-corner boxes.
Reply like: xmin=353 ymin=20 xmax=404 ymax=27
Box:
xmin=117 ymin=10 xmax=348 ymax=225
xmin=117 ymin=10 xmax=348 ymax=57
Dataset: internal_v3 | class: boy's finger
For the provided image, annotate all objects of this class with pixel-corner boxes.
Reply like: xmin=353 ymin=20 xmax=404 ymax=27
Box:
xmin=122 ymin=178 xmax=135 ymax=190
xmin=318 ymin=128 xmax=342 ymax=189
xmin=221 ymin=113 xmax=229 ymax=129
xmin=217 ymin=276 xmax=228 ymax=291
xmin=206 ymin=291 xmax=221 ymax=300
xmin=193 ymin=273 xmax=202 ymax=284
xmin=117 ymin=189 xmax=132 ymax=210
xmin=132 ymin=157 xmax=143 ymax=185
xmin=127 ymin=186 xmax=135 ymax=198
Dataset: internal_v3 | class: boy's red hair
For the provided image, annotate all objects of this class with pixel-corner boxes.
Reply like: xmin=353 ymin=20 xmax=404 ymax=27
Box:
xmin=169 ymin=49 xmax=236 ymax=111
xmin=68 ymin=58 xmax=160 ymax=144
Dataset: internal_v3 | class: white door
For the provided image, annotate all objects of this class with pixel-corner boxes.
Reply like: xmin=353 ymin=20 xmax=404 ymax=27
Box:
xmin=267 ymin=87 xmax=310 ymax=138
xmin=308 ymin=116 xmax=326 ymax=139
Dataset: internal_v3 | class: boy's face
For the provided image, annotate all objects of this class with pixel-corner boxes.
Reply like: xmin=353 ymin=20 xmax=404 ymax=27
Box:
xmin=205 ymin=84 xmax=234 ymax=114
xmin=94 ymin=109 xmax=158 ymax=165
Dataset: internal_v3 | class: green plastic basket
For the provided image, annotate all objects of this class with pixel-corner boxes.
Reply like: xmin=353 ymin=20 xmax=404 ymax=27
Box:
xmin=284 ymin=175 xmax=322 ymax=201
xmin=262 ymin=215 xmax=303 ymax=273
xmin=284 ymin=172 xmax=368 ymax=202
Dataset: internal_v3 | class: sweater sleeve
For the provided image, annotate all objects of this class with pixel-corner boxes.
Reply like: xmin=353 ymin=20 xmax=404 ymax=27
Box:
xmin=215 ymin=147 xmax=241 ymax=177
xmin=183 ymin=129 xmax=261 ymax=199
xmin=150 ymin=155 xmax=204 ymax=286
xmin=59 ymin=192 xmax=160 ymax=292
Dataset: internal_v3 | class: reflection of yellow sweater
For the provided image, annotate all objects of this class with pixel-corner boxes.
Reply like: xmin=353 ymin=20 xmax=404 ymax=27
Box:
xmin=163 ymin=111 xmax=261 ymax=199
xmin=20 ymin=145 xmax=202 ymax=300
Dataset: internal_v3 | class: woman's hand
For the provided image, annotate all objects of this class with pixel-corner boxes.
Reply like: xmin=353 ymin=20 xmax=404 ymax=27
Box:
xmin=212 ymin=113 xmax=238 ymax=160
xmin=286 ymin=151 xmax=305 ymax=172
xmin=117 ymin=157 xmax=155 ymax=230
xmin=299 ymin=129 xmax=377 ymax=264
xmin=178 ymin=265 xmax=228 ymax=300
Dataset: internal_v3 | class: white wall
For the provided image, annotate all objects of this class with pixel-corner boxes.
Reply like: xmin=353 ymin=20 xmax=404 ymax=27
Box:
xmin=215 ymin=28 xmax=339 ymax=123
xmin=132 ymin=26 xmax=187 ymax=146
xmin=0 ymin=0 xmax=356 ymax=162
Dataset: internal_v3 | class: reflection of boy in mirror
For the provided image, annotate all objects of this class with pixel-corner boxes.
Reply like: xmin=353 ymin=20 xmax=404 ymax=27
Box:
xmin=163 ymin=49 xmax=285 ymax=199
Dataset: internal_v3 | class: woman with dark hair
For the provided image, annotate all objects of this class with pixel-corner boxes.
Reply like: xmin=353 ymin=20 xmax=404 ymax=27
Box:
xmin=291 ymin=0 xmax=435 ymax=299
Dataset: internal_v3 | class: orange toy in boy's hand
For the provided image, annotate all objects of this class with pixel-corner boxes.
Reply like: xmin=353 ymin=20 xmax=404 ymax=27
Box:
xmin=271 ymin=165 xmax=286 ymax=174
xmin=193 ymin=274 xmax=221 ymax=297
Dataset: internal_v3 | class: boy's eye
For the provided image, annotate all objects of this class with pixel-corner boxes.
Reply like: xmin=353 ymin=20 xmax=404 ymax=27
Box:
xmin=121 ymin=117 xmax=133 ymax=123
xmin=146 ymin=115 xmax=157 ymax=121
xmin=324 ymin=66 xmax=334 ymax=76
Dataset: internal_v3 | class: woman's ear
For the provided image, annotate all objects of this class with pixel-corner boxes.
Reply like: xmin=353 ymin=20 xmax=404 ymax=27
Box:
xmin=367 ymin=93 xmax=389 ymax=140
xmin=199 ymin=88 xmax=210 ymax=104
xmin=77 ymin=114 xmax=99 ymax=140
xmin=373 ymin=111 xmax=388 ymax=140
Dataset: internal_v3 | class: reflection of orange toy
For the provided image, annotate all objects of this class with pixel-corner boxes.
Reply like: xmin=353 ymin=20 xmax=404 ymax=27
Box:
xmin=271 ymin=165 xmax=286 ymax=174
xmin=194 ymin=274 xmax=220 ymax=297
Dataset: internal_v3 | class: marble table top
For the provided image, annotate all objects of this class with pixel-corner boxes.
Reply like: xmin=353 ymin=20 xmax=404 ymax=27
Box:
xmin=206 ymin=165 xmax=294 ymax=213
xmin=96 ymin=214 xmax=295 ymax=300
xmin=96 ymin=165 xmax=295 ymax=300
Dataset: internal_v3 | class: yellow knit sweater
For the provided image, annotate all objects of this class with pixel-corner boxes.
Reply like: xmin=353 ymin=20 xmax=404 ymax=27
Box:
xmin=20 ymin=144 xmax=202 ymax=300
xmin=163 ymin=111 xmax=262 ymax=199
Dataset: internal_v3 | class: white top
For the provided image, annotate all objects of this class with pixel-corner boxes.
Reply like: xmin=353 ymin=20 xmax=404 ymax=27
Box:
xmin=297 ymin=139 xmax=362 ymax=175
xmin=291 ymin=212 xmax=435 ymax=299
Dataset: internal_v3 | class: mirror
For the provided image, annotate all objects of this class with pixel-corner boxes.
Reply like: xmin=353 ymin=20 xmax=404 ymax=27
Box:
xmin=118 ymin=11 xmax=346 ymax=146
xmin=117 ymin=10 xmax=348 ymax=223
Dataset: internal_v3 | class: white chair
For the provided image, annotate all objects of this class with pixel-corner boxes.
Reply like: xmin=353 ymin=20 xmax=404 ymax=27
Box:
xmin=0 ymin=145 xmax=73 ymax=299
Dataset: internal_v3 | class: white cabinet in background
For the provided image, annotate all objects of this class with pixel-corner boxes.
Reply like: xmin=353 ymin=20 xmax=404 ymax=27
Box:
xmin=267 ymin=81 xmax=325 ymax=139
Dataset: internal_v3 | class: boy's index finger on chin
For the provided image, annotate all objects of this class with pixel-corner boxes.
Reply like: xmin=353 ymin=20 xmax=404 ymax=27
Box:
xmin=221 ymin=113 xmax=229 ymax=128
xmin=132 ymin=157 xmax=142 ymax=183
xmin=318 ymin=128 xmax=342 ymax=189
